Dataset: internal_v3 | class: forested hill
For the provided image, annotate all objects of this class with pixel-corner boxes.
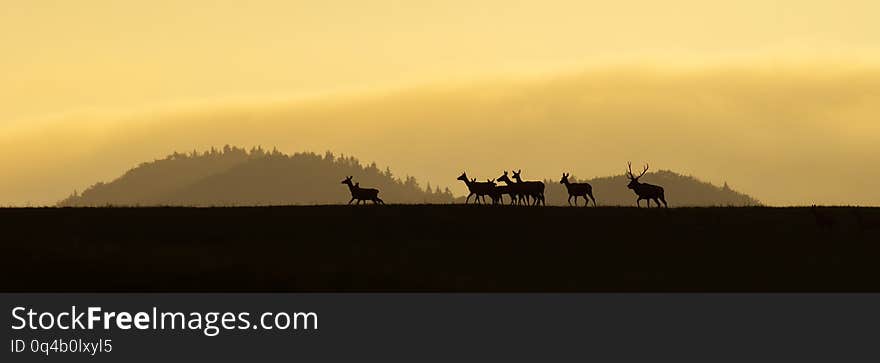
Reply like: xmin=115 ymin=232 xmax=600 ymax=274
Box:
xmin=59 ymin=146 xmax=759 ymax=207
xmin=59 ymin=147 xmax=454 ymax=206
xmin=538 ymin=171 xmax=760 ymax=206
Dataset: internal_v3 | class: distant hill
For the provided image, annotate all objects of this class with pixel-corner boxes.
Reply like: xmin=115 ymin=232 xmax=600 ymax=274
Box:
xmin=538 ymin=171 xmax=760 ymax=206
xmin=59 ymin=146 xmax=454 ymax=206
xmin=60 ymin=146 xmax=759 ymax=207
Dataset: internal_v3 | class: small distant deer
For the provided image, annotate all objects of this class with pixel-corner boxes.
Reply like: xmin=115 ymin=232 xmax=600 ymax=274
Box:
xmin=625 ymin=162 xmax=667 ymax=208
xmin=560 ymin=173 xmax=596 ymax=207
xmin=811 ymin=205 xmax=834 ymax=230
xmin=457 ymin=172 xmax=495 ymax=204
xmin=341 ymin=176 xmax=384 ymax=205
xmin=511 ymin=169 xmax=545 ymax=206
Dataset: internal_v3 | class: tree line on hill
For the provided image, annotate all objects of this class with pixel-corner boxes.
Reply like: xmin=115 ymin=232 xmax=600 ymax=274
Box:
xmin=59 ymin=146 xmax=454 ymax=206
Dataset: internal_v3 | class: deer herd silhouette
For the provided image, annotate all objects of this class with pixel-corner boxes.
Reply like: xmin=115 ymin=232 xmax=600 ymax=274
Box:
xmin=342 ymin=162 xmax=668 ymax=207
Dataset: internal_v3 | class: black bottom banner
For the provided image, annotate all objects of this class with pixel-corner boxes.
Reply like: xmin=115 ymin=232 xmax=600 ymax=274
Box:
xmin=3 ymin=294 xmax=879 ymax=362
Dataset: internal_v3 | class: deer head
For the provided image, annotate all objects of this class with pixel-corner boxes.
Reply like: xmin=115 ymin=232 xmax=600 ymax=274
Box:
xmin=497 ymin=171 xmax=513 ymax=185
xmin=560 ymin=172 xmax=570 ymax=185
xmin=626 ymin=162 xmax=649 ymax=190
xmin=457 ymin=172 xmax=469 ymax=183
xmin=512 ymin=169 xmax=523 ymax=182
xmin=341 ymin=176 xmax=354 ymax=186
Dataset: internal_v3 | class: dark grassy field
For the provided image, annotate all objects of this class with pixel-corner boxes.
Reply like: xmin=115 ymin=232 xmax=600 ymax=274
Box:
xmin=1 ymin=205 xmax=878 ymax=292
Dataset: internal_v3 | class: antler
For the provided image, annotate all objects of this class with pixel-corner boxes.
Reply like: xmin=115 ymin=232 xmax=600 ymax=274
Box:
xmin=626 ymin=162 xmax=649 ymax=179
xmin=638 ymin=164 xmax=649 ymax=178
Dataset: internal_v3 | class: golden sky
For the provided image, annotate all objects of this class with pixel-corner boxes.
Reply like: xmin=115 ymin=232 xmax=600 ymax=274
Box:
xmin=2 ymin=1 xmax=880 ymax=205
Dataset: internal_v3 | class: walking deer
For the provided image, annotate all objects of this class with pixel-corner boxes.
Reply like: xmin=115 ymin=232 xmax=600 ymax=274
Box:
xmin=457 ymin=172 xmax=495 ymax=204
xmin=625 ymin=162 xmax=667 ymax=208
xmin=560 ymin=173 xmax=596 ymax=207
xmin=511 ymin=169 xmax=545 ymax=206
xmin=496 ymin=171 xmax=527 ymax=205
xmin=341 ymin=176 xmax=384 ymax=205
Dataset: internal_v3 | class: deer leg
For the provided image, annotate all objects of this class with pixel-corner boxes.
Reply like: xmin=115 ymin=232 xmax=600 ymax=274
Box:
xmin=636 ymin=198 xmax=641 ymax=208
xmin=465 ymin=193 xmax=473 ymax=204
xmin=348 ymin=197 xmax=355 ymax=205
xmin=568 ymin=195 xmax=573 ymax=206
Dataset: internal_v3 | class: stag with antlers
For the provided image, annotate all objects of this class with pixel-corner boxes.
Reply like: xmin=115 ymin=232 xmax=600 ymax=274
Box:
xmin=560 ymin=172 xmax=596 ymax=207
xmin=341 ymin=176 xmax=384 ymax=205
xmin=625 ymin=162 xmax=667 ymax=208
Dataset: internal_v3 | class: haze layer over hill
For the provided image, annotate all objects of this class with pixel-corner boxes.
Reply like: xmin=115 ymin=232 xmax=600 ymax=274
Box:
xmin=4 ymin=66 xmax=880 ymax=206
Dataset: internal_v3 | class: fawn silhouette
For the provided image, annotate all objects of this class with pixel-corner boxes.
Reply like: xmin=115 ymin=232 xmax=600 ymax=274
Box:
xmin=626 ymin=162 xmax=667 ymax=208
xmin=560 ymin=173 xmax=596 ymax=207
xmin=457 ymin=172 xmax=495 ymax=204
xmin=341 ymin=176 xmax=384 ymax=205
xmin=511 ymin=170 xmax=545 ymax=206
xmin=811 ymin=205 xmax=834 ymax=230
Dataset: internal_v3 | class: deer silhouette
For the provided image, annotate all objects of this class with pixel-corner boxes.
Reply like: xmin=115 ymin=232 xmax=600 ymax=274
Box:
xmin=496 ymin=171 xmax=527 ymax=205
xmin=341 ymin=176 xmax=384 ymax=205
xmin=560 ymin=173 xmax=596 ymax=207
xmin=625 ymin=162 xmax=667 ymax=208
xmin=511 ymin=169 xmax=545 ymax=206
xmin=457 ymin=172 xmax=495 ymax=204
